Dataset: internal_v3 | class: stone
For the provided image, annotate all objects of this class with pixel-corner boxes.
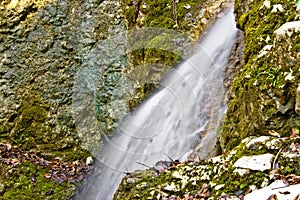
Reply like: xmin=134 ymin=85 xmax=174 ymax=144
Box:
xmin=257 ymin=45 xmax=272 ymax=58
xmin=262 ymin=0 xmax=271 ymax=9
xmin=245 ymin=136 xmax=271 ymax=149
xmin=271 ymin=4 xmax=284 ymax=13
xmin=244 ymin=180 xmax=300 ymax=200
xmin=274 ymin=21 xmax=300 ymax=38
xmin=265 ymin=138 xmax=283 ymax=150
xmin=215 ymin=184 xmax=225 ymax=190
xmin=163 ymin=182 xmax=177 ymax=192
xmin=184 ymin=4 xmax=191 ymax=9
xmin=141 ymin=3 xmax=147 ymax=9
xmin=284 ymin=69 xmax=295 ymax=81
xmin=86 ymin=156 xmax=93 ymax=165
xmin=233 ymin=154 xmax=274 ymax=171
xmin=233 ymin=168 xmax=250 ymax=176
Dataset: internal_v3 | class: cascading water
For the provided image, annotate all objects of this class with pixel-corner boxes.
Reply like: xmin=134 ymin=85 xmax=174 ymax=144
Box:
xmin=76 ymin=8 xmax=237 ymax=200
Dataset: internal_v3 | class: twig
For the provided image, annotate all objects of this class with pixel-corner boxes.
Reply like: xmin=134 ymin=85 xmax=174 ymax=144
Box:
xmin=164 ymin=153 xmax=174 ymax=162
xmin=272 ymin=184 xmax=289 ymax=190
xmin=122 ymin=167 xmax=131 ymax=175
xmin=172 ymin=0 xmax=179 ymax=29
xmin=273 ymin=147 xmax=283 ymax=170
xmin=136 ymin=161 xmax=152 ymax=168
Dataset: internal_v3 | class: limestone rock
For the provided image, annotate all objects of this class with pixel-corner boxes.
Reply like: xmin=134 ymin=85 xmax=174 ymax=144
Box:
xmin=244 ymin=136 xmax=283 ymax=150
xmin=244 ymin=180 xmax=300 ymax=200
xmin=271 ymin=4 xmax=284 ymax=13
xmin=261 ymin=0 xmax=271 ymax=9
xmin=86 ymin=156 xmax=93 ymax=165
xmin=233 ymin=154 xmax=274 ymax=171
xmin=274 ymin=21 xmax=300 ymax=38
xmin=257 ymin=45 xmax=272 ymax=58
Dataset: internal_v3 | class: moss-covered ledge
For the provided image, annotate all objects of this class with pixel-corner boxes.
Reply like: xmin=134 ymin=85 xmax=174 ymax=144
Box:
xmin=113 ymin=135 xmax=300 ymax=199
xmin=218 ymin=0 xmax=300 ymax=151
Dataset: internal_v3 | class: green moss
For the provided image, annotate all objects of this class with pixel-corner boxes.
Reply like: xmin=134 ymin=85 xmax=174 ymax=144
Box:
xmin=122 ymin=0 xmax=202 ymax=30
xmin=279 ymin=155 xmax=300 ymax=176
xmin=214 ymin=170 xmax=268 ymax=196
xmin=112 ymin=0 xmax=203 ymax=122
xmin=3 ymin=93 xmax=90 ymax=162
xmin=277 ymin=138 xmax=300 ymax=176
xmin=0 ymin=161 xmax=77 ymax=200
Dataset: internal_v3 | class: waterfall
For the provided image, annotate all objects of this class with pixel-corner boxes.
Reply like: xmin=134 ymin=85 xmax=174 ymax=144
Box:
xmin=75 ymin=8 xmax=238 ymax=200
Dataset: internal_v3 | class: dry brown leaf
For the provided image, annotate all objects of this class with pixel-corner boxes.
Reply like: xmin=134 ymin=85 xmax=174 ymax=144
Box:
xmin=269 ymin=130 xmax=280 ymax=138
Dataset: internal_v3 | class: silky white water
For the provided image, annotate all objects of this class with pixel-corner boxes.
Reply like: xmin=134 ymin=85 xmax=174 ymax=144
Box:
xmin=76 ymin=8 xmax=237 ymax=200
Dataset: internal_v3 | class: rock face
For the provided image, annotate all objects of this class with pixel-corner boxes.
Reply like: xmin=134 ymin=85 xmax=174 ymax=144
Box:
xmin=0 ymin=0 xmax=124 ymax=198
xmin=244 ymin=180 xmax=300 ymax=200
xmin=0 ymin=0 xmax=123 ymax=160
xmin=218 ymin=0 xmax=300 ymax=151
xmin=0 ymin=0 xmax=234 ymax=160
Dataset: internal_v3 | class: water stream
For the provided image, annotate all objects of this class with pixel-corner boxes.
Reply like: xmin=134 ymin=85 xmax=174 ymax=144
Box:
xmin=76 ymin=8 xmax=237 ymax=200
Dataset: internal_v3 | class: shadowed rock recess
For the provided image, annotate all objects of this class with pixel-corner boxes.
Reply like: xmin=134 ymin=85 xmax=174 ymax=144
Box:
xmin=114 ymin=0 xmax=300 ymax=199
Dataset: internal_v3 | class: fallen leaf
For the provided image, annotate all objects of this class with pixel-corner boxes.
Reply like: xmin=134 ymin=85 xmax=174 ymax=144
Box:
xmin=44 ymin=174 xmax=51 ymax=179
xmin=267 ymin=194 xmax=278 ymax=200
xmin=269 ymin=130 xmax=280 ymax=138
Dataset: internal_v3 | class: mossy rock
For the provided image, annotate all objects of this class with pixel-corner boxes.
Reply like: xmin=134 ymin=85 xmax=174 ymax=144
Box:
xmin=219 ymin=0 xmax=300 ymax=151
xmin=114 ymin=136 xmax=294 ymax=199
xmin=3 ymin=93 xmax=90 ymax=162
xmin=122 ymin=0 xmax=204 ymax=30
